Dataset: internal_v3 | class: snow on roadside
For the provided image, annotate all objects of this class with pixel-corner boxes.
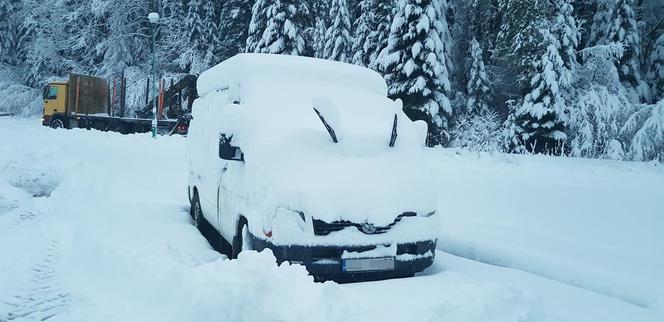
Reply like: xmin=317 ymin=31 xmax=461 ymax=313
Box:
xmin=0 ymin=117 xmax=660 ymax=322
xmin=430 ymin=148 xmax=664 ymax=314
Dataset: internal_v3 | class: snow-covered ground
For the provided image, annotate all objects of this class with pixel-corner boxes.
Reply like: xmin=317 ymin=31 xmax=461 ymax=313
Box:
xmin=0 ymin=117 xmax=662 ymax=322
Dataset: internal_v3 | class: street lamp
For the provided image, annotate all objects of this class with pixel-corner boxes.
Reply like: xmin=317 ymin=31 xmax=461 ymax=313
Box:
xmin=148 ymin=12 xmax=159 ymax=138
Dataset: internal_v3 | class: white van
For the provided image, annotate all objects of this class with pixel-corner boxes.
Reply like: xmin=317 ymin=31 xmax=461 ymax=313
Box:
xmin=187 ymin=54 xmax=438 ymax=281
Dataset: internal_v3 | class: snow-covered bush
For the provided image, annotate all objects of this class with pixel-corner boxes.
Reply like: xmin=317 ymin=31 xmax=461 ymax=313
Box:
xmin=450 ymin=111 xmax=502 ymax=153
xmin=567 ymin=85 xmax=632 ymax=160
xmin=621 ymin=99 xmax=664 ymax=162
xmin=0 ymin=64 xmax=42 ymax=116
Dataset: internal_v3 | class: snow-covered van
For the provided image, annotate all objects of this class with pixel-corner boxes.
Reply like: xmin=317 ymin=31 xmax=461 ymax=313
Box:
xmin=187 ymin=54 xmax=438 ymax=281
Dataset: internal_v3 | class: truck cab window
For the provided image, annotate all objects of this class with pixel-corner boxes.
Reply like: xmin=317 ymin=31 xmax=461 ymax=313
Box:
xmin=47 ymin=86 xmax=58 ymax=99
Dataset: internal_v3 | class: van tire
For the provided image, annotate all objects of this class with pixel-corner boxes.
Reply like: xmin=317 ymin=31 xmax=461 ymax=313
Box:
xmin=231 ymin=218 xmax=252 ymax=259
xmin=191 ymin=192 xmax=205 ymax=229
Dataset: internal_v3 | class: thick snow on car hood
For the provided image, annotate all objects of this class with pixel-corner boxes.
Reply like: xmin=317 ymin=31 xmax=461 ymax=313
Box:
xmin=191 ymin=54 xmax=436 ymax=226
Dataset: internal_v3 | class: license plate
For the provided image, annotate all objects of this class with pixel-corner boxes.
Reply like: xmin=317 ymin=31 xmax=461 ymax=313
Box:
xmin=342 ymin=257 xmax=395 ymax=272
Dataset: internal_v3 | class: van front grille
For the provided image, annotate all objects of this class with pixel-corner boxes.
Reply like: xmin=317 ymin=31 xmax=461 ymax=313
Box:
xmin=312 ymin=212 xmax=417 ymax=236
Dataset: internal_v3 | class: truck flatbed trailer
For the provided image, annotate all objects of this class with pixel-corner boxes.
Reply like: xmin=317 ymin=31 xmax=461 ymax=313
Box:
xmin=42 ymin=73 xmax=192 ymax=135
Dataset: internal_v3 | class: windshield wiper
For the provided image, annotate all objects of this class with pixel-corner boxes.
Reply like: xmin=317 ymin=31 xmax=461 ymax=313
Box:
xmin=313 ymin=107 xmax=339 ymax=143
xmin=389 ymin=114 xmax=398 ymax=147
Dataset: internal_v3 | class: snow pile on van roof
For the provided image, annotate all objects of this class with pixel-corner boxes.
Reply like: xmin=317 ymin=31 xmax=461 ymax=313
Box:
xmin=190 ymin=54 xmax=435 ymax=229
xmin=197 ymin=53 xmax=388 ymax=97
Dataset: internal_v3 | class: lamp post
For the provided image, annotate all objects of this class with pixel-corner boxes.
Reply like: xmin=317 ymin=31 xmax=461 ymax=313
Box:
xmin=148 ymin=12 xmax=159 ymax=138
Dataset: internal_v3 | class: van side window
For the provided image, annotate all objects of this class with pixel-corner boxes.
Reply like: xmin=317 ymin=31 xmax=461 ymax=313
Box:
xmin=47 ymin=86 xmax=58 ymax=99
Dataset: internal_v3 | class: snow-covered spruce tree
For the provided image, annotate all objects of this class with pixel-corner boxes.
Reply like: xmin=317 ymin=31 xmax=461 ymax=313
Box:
xmin=493 ymin=0 xmax=546 ymax=109
xmin=323 ymin=0 xmax=353 ymax=62
xmin=466 ymin=38 xmax=491 ymax=114
xmin=513 ymin=28 xmax=572 ymax=154
xmin=312 ymin=18 xmax=327 ymax=58
xmin=351 ymin=0 xmax=393 ymax=69
xmin=218 ymin=0 xmax=253 ymax=61
xmin=574 ymin=0 xmax=597 ymax=48
xmin=351 ymin=0 xmax=376 ymax=66
xmin=20 ymin=0 xmax=74 ymax=86
xmin=647 ymin=35 xmax=664 ymax=100
xmin=621 ymin=99 xmax=664 ymax=162
xmin=0 ymin=0 xmax=22 ymax=65
xmin=159 ymin=0 xmax=187 ymax=71
xmin=588 ymin=0 xmax=614 ymax=47
xmin=246 ymin=0 xmax=269 ymax=53
xmin=381 ymin=0 xmax=453 ymax=146
xmin=255 ymin=0 xmax=309 ymax=55
xmin=468 ymin=0 xmax=500 ymax=61
xmin=605 ymin=0 xmax=642 ymax=89
xmin=550 ymin=0 xmax=579 ymax=74
xmin=202 ymin=0 xmax=220 ymax=63
xmin=179 ymin=0 xmax=208 ymax=72
xmin=96 ymin=0 xmax=151 ymax=77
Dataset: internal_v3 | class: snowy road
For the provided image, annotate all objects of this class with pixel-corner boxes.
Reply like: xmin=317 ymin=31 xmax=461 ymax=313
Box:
xmin=1 ymin=118 xmax=662 ymax=322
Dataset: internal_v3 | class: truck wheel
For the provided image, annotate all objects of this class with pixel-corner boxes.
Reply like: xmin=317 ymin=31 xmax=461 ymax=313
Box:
xmin=232 ymin=218 xmax=253 ymax=259
xmin=50 ymin=118 xmax=65 ymax=129
xmin=191 ymin=192 xmax=205 ymax=229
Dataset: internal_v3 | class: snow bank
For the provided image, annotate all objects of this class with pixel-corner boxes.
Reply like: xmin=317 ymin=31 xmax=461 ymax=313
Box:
xmin=430 ymin=148 xmax=664 ymax=314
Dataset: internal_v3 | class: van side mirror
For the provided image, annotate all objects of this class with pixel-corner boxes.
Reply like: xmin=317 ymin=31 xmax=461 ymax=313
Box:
xmin=219 ymin=134 xmax=244 ymax=161
xmin=43 ymin=86 xmax=49 ymax=100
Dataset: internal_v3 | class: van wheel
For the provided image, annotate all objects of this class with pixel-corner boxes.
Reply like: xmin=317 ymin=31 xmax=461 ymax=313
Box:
xmin=50 ymin=118 xmax=65 ymax=129
xmin=232 ymin=218 xmax=253 ymax=259
xmin=191 ymin=192 xmax=205 ymax=229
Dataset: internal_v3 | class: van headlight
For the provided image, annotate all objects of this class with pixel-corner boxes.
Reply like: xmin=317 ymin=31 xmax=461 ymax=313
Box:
xmin=267 ymin=208 xmax=312 ymax=241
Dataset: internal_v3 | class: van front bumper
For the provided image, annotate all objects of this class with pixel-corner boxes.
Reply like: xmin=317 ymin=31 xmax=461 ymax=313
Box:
xmin=251 ymin=238 xmax=436 ymax=282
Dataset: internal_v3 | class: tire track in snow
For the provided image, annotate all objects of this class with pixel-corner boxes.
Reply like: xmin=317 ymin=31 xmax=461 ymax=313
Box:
xmin=1 ymin=240 xmax=71 ymax=321
xmin=436 ymin=244 xmax=650 ymax=309
xmin=0 ymin=207 xmax=45 ymax=232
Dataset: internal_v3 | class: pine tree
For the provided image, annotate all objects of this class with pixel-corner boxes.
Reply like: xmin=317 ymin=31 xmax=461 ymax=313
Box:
xmin=605 ymin=0 xmax=641 ymax=88
xmin=255 ymin=0 xmax=309 ymax=55
xmin=513 ymin=28 xmax=571 ymax=154
xmin=588 ymin=0 xmax=614 ymax=47
xmin=550 ymin=0 xmax=580 ymax=74
xmin=0 ymin=0 xmax=25 ymax=65
xmin=219 ymin=0 xmax=253 ymax=61
xmin=646 ymin=35 xmax=664 ymax=100
xmin=323 ymin=0 xmax=353 ymax=62
xmin=160 ymin=0 xmax=187 ymax=72
xmin=180 ymin=0 xmax=207 ymax=72
xmin=312 ymin=18 xmax=327 ymax=58
xmin=351 ymin=0 xmax=375 ymax=66
xmin=466 ymin=39 xmax=491 ymax=114
xmin=380 ymin=0 xmax=453 ymax=146
xmin=574 ymin=0 xmax=596 ymax=48
xmin=468 ymin=0 xmax=500 ymax=61
xmin=246 ymin=0 xmax=269 ymax=53
xmin=351 ymin=0 xmax=392 ymax=69
xmin=202 ymin=0 xmax=220 ymax=64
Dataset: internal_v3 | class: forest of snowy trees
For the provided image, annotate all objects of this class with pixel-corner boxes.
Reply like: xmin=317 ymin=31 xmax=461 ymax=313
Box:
xmin=1 ymin=0 xmax=663 ymax=161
